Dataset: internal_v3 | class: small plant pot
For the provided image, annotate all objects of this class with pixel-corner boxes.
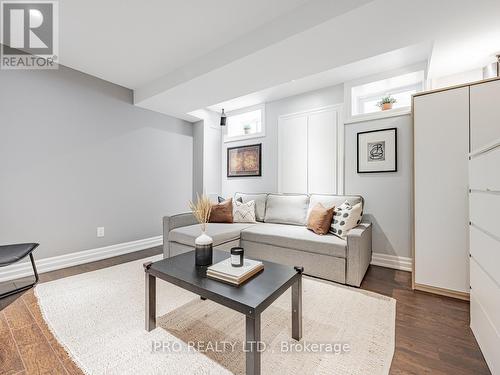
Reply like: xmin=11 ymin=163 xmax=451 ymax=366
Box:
xmin=381 ymin=103 xmax=393 ymax=111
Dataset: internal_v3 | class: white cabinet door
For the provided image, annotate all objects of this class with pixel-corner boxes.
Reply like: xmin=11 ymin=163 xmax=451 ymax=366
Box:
xmin=414 ymin=87 xmax=470 ymax=293
xmin=470 ymin=225 xmax=500 ymax=289
xmin=469 ymin=79 xmax=500 ymax=375
xmin=470 ymin=256 xmax=500 ymax=375
xmin=470 ymin=146 xmax=500 ymax=192
xmin=278 ymin=115 xmax=308 ymax=194
xmin=470 ymin=258 xmax=500 ymax=334
xmin=470 ymin=291 xmax=500 ymax=375
xmin=470 ymin=79 xmax=500 ymax=153
xmin=308 ymin=110 xmax=337 ymax=194
xmin=470 ymin=192 xmax=500 ymax=240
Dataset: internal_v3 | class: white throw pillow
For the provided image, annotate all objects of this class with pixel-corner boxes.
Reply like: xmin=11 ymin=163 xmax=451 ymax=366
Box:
xmin=264 ymin=194 xmax=309 ymax=226
xmin=233 ymin=200 xmax=257 ymax=223
xmin=330 ymin=201 xmax=363 ymax=239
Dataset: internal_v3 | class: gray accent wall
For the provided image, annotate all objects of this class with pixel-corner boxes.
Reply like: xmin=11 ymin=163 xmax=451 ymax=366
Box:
xmin=0 ymin=66 xmax=193 ymax=260
xmin=344 ymin=115 xmax=413 ymax=258
xmin=192 ymin=120 xmax=204 ymax=200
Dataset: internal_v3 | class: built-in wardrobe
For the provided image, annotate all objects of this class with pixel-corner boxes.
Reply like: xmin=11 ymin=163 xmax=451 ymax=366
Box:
xmin=413 ymin=77 xmax=500 ymax=374
xmin=277 ymin=105 xmax=343 ymax=195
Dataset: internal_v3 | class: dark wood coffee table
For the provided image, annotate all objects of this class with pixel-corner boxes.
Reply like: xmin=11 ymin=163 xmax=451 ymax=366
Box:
xmin=144 ymin=250 xmax=303 ymax=375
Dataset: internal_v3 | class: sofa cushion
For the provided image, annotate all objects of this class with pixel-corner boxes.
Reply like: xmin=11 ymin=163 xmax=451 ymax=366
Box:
xmin=234 ymin=193 xmax=267 ymax=222
xmin=307 ymin=203 xmax=334 ymax=235
xmin=233 ymin=200 xmax=257 ymax=223
xmin=331 ymin=201 xmax=363 ymax=239
xmin=264 ymin=194 xmax=309 ymax=226
xmin=241 ymin=223 xmax=346 ymax=258
xmin=306 ymin=194 xmax=363 ymax=220
xmin=209 ymin=198 xmax=233 ymax=223
xmin=219 ymin=196 xmax=242 ymax=203
xmin=169 ymin=223 xmax=255 ymax=247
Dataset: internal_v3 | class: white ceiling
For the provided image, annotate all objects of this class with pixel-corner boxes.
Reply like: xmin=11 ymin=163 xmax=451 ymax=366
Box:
xmin=44 ymin=0 xmax=500 ymax=120
xmin=58 ymin=0 xmax=309 ymax=88
xmin=427 ymin=19 xmax=500 ymax=79
xmin=206 ymin=43 xmax=432 ymax=113
xmin=132 ymin=0 xmax=500 ymax=120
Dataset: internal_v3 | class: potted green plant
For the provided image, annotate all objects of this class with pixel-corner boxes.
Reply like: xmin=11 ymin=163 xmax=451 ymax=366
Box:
xmin=377 ymin=96 xmax=397 ymax=111
xmin=243 ymin=123 xmax=252 ymax=135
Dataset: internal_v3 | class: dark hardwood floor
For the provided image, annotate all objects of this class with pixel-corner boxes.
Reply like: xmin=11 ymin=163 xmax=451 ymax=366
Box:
xmin=360 ymin=266 xmax=490 ymax=374
xmin=0 ymin=247 xmax=491 ymax=375
xmin=0 ymin=246 xmax=162 ymax=375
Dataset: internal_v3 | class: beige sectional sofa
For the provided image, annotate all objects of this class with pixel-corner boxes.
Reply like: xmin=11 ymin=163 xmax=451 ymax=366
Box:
xmin=163 ymin=193 xmax=372 ymax=287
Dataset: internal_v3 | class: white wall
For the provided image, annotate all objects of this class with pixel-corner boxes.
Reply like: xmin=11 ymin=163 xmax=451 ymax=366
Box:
xmin=430 ymin=68 xmax=483 ymax=89
xmin=221 ymin=84 xmax=344 ymax=197
xmin=203 ymin=114 xmax=223 ymax=197
xmin=345 ymin=115 xmax=413 ymax=258
xmin=212 ymin=66 xmax=493 ymax=260
xmin=217 ymin=83 xmax=412 ymax=259
xmin=193 ymin=109 xmax=222 ymax=200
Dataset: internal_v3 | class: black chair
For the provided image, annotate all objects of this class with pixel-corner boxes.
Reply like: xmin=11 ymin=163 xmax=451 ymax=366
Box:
xmin=0 ymin=243 xmax=39 ymax=299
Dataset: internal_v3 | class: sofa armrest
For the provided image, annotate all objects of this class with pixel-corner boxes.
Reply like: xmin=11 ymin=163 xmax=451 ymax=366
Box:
xmin=163 ymin=212 xmax=197 ymax=258
xmin=345 ymin=221 xmax=372 ymax=287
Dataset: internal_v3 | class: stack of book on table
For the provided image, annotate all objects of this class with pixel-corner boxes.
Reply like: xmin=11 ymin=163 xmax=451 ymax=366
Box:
xmin=207 ymin=258 xmax=264 ymax=286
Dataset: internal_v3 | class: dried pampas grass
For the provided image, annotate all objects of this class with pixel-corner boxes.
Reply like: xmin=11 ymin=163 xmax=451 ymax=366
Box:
xmin=189 ymin=193 xmax=212 ymax=232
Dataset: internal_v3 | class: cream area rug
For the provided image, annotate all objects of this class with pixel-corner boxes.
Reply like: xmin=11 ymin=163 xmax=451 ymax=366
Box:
xmin=35 ymin=256 xmax=395 ymax=375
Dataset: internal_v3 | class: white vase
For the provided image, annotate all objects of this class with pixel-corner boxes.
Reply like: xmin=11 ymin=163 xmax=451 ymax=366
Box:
xmin=195 ymin=231 xmax=213 ymax=246
xmin=195 ymin=230 xmax=213 ymax=266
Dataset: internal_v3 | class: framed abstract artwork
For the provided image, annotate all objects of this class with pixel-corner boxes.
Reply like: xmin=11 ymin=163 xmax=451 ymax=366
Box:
xmin=357 ymin=128 xmax=397 ymax=173
xmin=227 ymin=143 xmax=262 ymax=177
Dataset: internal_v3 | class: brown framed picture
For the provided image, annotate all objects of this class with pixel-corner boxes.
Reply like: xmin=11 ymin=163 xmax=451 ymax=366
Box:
xmin=227 ymin=143 xmax=262 ymax=177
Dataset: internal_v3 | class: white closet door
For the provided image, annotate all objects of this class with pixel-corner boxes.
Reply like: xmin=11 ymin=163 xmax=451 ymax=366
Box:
xmin=469 ymin=79 xmax=500 ymax=375
xmin=470 ymin=80 xmax=500 ymax=153
xmin=308 ymin=110 xmax=337 ymax=194
xmin=278 ymin=115 xmax=308 ymax=193
xmin=413 ymin=87 xmax=470 ymax=293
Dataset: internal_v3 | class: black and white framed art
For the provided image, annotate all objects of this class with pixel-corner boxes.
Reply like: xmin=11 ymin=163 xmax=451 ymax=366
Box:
xmin=357 ymin=128 xmax=397 ymax=173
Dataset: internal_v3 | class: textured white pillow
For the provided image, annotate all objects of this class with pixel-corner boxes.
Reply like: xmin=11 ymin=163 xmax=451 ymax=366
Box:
xmin=233 ymin=200 xmax=257 ymax=223
xmin=331 ymin=201 xmax=363 ymax=239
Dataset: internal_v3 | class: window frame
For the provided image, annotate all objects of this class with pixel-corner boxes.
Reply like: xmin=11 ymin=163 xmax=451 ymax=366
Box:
xmin=344 ymin=64 xmax=426 ymax=124
xmin=355 ymin=82 xmax=421 ymax=115
xmin=223 ymin=104 xmax=266 ymax=143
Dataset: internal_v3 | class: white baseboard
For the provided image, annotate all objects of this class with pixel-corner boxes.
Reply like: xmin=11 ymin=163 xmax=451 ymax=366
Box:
xmin=0 ymin=236 xmax=163 ymax=283
xmin=371 ymin=252 xmax=412 ymax=271
xmin=0 ymin=239 xmax=410 ymax=282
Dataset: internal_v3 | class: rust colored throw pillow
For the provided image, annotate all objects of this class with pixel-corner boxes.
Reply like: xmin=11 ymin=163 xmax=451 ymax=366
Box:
xmin=209 ymin=198 xmax=233 ymax=223
xmin=307 ymin=203 xmax=335 ymax=235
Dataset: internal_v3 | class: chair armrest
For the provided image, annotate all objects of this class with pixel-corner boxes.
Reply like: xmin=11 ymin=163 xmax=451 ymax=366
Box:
xmin=345 ymin=221 xmax=372 ymax=287
xmin=163 ymin=212 xmax=197 ymax=257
